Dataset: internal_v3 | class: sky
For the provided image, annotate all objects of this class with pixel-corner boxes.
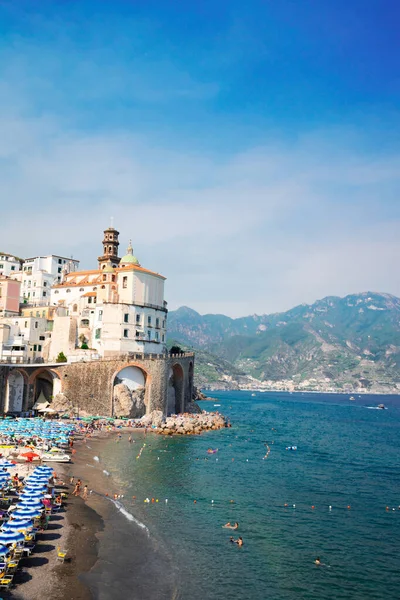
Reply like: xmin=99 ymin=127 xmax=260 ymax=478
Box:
xmin=0 ymin=0 xmax=399 ymax=317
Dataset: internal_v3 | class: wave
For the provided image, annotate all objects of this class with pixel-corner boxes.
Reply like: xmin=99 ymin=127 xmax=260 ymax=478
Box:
xmin=111 ymin=498 xmax=150 ymax=537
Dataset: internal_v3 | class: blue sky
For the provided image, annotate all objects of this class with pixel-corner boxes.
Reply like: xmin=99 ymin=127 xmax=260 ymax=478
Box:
xmin=0 ymin=0 xmax=399 ymax=316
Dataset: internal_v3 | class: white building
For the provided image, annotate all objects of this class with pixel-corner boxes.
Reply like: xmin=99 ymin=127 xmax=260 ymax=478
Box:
xmin=0 ymin=253 xmax=22 ymax=277
xmin=21 ymin=255 xmax=79 ymax=306
xmin=49 ymin=228 xmax=168 ymax=360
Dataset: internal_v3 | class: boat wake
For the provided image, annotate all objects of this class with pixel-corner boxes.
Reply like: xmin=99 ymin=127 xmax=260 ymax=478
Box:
xmin=111 ymin=498 xmax=150 ymax=537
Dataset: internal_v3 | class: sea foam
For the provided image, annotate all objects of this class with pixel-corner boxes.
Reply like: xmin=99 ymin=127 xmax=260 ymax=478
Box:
xmin=111 ymin=498 xmax=150 ymax=537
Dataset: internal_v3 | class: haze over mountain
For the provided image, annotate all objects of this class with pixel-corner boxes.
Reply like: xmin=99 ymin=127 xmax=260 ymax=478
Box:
xmin=168 ymin=292 xmax=400 ymax=393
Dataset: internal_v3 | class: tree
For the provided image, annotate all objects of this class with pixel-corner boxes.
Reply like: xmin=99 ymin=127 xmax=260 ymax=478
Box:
xmin=56 ymin=352 xmax=67 ymax=363
xmin=170 ymin=345 xmax=182 ymax=356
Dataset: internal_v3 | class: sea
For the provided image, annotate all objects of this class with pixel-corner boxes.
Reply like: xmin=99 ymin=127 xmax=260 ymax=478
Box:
xmin=81 ymin=391 xmax=400 ymax=600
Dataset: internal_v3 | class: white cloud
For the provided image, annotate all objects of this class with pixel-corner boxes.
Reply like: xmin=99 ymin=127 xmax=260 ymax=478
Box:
xmin=0 ymin=99 xmax=399 ymax=316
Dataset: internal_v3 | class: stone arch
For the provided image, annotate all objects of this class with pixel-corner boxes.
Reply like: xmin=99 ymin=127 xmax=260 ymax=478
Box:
xmin=111 ymin=364 xmax=151 ymax=418
xmin=168 ymin=363 xmax=184 ymax=415
xmin=5 ymin=369 xmax=28 ymax=413
xmin=29 ymin=368 xmax=62 ymax=408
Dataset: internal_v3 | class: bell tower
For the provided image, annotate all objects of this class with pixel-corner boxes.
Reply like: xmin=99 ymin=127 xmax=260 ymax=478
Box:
xmin=98 ymin=226 xmax=121 ymax=269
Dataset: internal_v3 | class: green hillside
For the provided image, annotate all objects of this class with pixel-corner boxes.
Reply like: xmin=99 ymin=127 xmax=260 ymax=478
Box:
xmin=168 ymin=292 xmax=400 ymax=393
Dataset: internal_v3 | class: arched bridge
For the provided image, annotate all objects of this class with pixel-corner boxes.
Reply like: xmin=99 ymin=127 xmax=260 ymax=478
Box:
xmin=0 ymin=353 xmax=195 ymax=417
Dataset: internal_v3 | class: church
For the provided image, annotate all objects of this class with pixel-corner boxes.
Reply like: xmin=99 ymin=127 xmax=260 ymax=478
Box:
xmin=49 ymin=226 xmax=168 ymax=361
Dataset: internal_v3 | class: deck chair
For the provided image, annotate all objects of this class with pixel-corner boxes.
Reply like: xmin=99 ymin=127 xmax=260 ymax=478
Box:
xmin=0 ymin=577 xmax=13 ymax=589
xmin=56 ymin=547 xmax=67 ymax=563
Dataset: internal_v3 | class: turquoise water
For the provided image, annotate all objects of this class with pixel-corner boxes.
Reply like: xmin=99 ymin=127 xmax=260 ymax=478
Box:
xmin=98 ymin=392 xmax=400 ymax=600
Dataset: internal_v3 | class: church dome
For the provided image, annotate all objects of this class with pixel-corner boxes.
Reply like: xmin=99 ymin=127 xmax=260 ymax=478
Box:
xmin=120 ymin=240 xmax=140 ymax=266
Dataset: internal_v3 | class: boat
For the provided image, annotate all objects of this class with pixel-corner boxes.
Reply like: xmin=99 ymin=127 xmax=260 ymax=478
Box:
xmin=377 ymin=404 xmax=386 ymax=410
xmin=213 ymin=404 xmax=221 ymax=407
xmin=251 ymin=393 xmax=256 ymax=397
xmin=349 ymin=396 xmax=355 ymax=401
xmin=42 ymin=452 xmax=71 ymax=463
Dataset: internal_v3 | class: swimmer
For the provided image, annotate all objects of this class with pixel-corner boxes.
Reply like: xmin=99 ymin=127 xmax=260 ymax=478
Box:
xmin=223 ymin=522 xmax=239 ymax=530
xmin=315 ymin=557 xmax=321 ymax=566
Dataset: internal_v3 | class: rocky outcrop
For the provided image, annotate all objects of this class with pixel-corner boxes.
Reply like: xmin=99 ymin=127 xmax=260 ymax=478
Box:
xmin=192 ymin=386 xmax=213 ymax=402
xmin=51 ymin=393 xmax=74 ymax=413
xmin=113 ymin=384 xmax=146 ymax=418
xmin=138 ymin=408 xmax=228 ymax=435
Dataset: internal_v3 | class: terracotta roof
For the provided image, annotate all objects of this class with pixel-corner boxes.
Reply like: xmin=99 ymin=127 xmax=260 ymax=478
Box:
xmin=82 ymin=292 xmax=97 ymax=297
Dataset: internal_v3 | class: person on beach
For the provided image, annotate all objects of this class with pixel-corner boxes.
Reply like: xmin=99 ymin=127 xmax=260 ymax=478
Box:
xmin=70 ymin=476 xmax=74 ymax=485
xmin=73 ymin=479 xmax=82 ymax=496
xmin=83 ymin=485 xmax=88 ymax=500
xmin=128 ymin=435 xmax=132 ymax=443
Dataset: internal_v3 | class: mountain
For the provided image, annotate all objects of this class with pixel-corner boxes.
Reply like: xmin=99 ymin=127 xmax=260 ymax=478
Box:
xmin=168 ymin=293 xmax=400 ymax=393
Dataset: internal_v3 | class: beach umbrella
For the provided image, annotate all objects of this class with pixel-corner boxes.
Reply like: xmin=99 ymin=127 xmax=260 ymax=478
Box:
xmin=0 ymin=461 xmax=16 ymax=468
xmin=18 ymin=498 xmax=43 ymax=507
xmin=11 ymin=508 xmax=42 ymax=519
xmin=19 ymin=491 xmax=45 ymax=499
xmin=2 ymin=522 xmax=32 ymax=533
xmin=0 ymin=545 xmax=10 ymax=557
xmin=0 ymin=531 xmax=25 ymax=545
xmin=21 ymin=451 xmax=40 ymax=462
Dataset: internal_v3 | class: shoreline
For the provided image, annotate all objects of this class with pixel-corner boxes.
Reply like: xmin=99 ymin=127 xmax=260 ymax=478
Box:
xmin=36 ymin=431 xmax=177 ymax=600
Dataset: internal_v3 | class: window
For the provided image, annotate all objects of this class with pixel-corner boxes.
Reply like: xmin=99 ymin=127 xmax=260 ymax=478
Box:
xmin=36 ymin=311 xmax=40 ymax=317
xmin=42 ymin=311 xmax=45 ymax=317
xmin=73 ymin=304 xmax=78 ymax=312
xmin=33 ymin=281 xmax=36 ymax=287
xmin=102 ymin=274 xmax=107 ymax=281
xmin=43 ymin=291 xmax=47 ymax=297
xmin=39 ymin=335 xmax=45 ymax=341
xmin=38 ymin=345 xmax=42 ymax=351
xmin=136 ymin=314 xmax=141 ymax=324
xmin=29 ymin=311 xmax=33 ymax=316
xmin=58 ymin=259 xmax=62 ymax=264
xmin=79 ymin=288 xmax=84 ymax=292
xmin=58 ymin=267 xmax=61 ymax=273
xmin=156 ymin=318 xmax=160 ymax=328
xmin=66 ymin=289 xmax=71 ymax=293
xmin=123 ymin=329 xmax=129 ymax=338
xmin=147 ymin=330 xmax=151 ymax=340
xmin=122 ymin=277 xmax=127 ymax=289
xmin=35 ymin=322 xmax=39 ymax=329
xmin=24 ymin=321 xmax=27 ymax=327
xmin=43 ymin=282 xmax=47 ymax=287
xmin=0 ymin=265 xmax=3 ymax=269
xmin=147 ymin=316 xmax=152 ymax=326
xmin=88 ymin=297 xmax=92 ymax=304
xmin=155 ymin=331 xmax=159 ymax=342
xmin=11 ymin=266 xmax=15 ymax=271
xmin=98 ymin=310 xmax=103 ymax=321
xmin=33 ymin=344 xmax=37 ymax=351
xmin=124 ymin=313 xmax=129 ymax=323
xmin=33 ymin=292 xmax=35 ymax=297
xmin=136 ymin=330 xmax=140 ymax=337
xmin=111 ymin=275 xmax=115 ymax=282
xmin=162 ymin=334 xmax=165 ymax=342
xmin=54 ymin=290 xmax=59 ymax=294
xmin=81 ymin=319 xmax=90 ymax=327
xmin=162 ymin=320 xmax=165 ymax=328
xmin=95 ymin=328 xmax=101 ymax=339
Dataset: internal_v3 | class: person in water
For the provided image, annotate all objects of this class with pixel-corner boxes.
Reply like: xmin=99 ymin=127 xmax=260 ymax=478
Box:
xmin=315 ymin=557 xmax=321 ymax=565
xmin=224 ymin=522 xmax=239 ymax=529
xmin=230 ymin=536 xmax=243 ymax=546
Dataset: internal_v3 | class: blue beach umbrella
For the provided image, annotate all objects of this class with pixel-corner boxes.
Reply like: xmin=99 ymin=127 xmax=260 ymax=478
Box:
xmin=12 ymin=508 xmax=42 ymax=519
xmin=0 ymin=531 xmax=25 ymax=545
xmin=18 ymin=500 xmax=43 ymax=509
xmin=0 ymin=545 xmax=10 ymax=557
xmin=0 ymin=462 xmax=16 ymax=468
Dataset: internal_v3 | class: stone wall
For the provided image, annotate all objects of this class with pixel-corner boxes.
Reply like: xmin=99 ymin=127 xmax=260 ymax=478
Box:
xmin=0 ymin=353 xmax=194 ymax=417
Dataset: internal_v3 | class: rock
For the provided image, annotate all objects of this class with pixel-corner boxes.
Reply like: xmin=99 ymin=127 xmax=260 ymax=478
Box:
xmin=113 ymin=384 xmax=146 ymax=418
xmin=51 ymin=393 xmax=74 ymax=413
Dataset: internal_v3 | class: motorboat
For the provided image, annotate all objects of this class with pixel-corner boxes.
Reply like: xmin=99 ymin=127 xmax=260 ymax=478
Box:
xmin=377 ymin=404 xmax=386 ymax=410
xmin=42 ymin=449 xmax=71 ymax=463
